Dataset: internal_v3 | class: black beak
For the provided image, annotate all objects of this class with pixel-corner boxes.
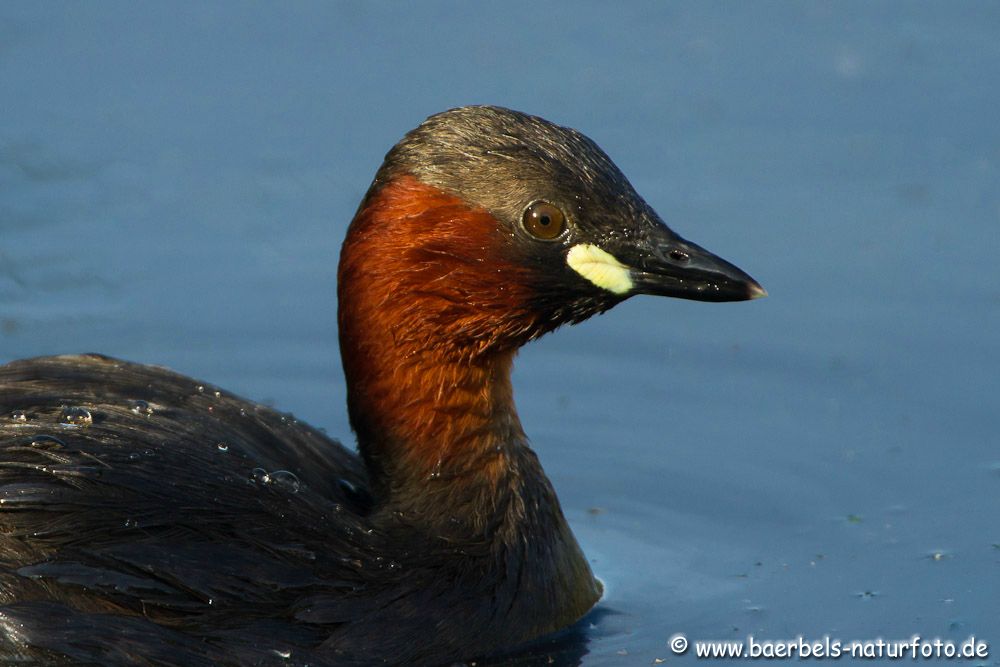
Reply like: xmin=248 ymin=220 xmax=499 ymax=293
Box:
xmin=614 ymin=219 xmax=766 ymax=303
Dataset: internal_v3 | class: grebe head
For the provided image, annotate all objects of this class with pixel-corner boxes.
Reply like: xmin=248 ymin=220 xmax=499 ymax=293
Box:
xmin=341 ymin=106 xmax=763 ymax=355
xmin=337 ymin=106 xmax=763 ymax=492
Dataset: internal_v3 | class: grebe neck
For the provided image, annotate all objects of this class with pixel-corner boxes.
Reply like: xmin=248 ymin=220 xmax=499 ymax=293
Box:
xmin=344 ymin=341 xmax=526 ymax=510
xmin=338 ymin=310 xmax=601 ymax=631
xmin=337 ymin=176 xmax=551 ymax=518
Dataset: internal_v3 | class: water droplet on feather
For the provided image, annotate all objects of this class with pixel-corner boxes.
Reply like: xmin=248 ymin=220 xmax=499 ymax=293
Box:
xmin=60 ymin=406 xmax=92 ymax=425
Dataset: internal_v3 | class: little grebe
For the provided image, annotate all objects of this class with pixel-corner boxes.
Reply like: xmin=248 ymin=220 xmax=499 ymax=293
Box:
xmin=0 ymin=106 xmax=764 ymax=665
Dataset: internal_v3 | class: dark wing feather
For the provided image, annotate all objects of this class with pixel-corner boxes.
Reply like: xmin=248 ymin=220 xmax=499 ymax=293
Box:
xmin=0 ymin=354 xmax=374 ymax=664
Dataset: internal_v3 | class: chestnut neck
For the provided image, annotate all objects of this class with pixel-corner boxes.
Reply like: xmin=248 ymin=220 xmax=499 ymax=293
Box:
xmin=337 ymin=174 xmax=601 ymax=635
xmin=349 ymin=343 xmax=526 ymax=504
xmin=338 ymin=176 xmax=546 ymax=516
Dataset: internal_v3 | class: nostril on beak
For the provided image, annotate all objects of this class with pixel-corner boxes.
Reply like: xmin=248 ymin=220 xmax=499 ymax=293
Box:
xmin=648 ymin=243 xmax=694 ymax=270
xmin=667 ymin=249 xmax=690 ymax=263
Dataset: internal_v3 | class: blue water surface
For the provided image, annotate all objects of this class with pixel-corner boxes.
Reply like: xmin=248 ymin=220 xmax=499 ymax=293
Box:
xmin=1 ymin=2 xmax=998 ymax=664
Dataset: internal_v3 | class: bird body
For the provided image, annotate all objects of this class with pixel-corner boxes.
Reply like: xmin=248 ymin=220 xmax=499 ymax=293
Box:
xmin=0 ymin=106 xmax=762 ymax=665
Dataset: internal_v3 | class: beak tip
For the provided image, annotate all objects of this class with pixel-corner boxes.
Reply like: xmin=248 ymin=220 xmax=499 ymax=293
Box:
xmin=747 ymin=281 xmax=768 ymax=300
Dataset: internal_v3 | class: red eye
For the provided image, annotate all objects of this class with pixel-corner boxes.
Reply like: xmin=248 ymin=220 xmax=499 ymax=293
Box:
xmin=521 ymin=201 xmax=566 ymax=240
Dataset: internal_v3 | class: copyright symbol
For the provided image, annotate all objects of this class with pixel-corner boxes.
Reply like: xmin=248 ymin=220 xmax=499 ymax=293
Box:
xmin=669 ymin=633 xmax=689 ymax=655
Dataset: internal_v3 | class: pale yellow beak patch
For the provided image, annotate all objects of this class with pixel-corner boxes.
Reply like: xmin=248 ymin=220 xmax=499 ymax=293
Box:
xmin=566 ymin=244 xmax=634 ymax=295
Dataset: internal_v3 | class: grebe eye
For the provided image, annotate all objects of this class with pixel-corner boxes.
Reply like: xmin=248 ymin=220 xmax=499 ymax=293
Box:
xmin=521 ymin=201 xmax=567 ymax=241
